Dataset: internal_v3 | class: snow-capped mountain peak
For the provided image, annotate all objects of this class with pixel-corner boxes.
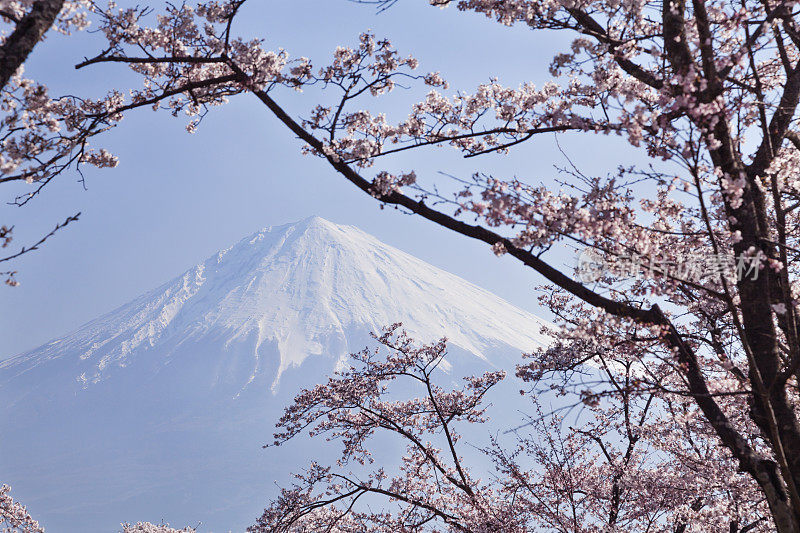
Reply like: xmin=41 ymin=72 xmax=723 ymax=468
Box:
xmin=2 ymin=216 xmax=549 ymax=393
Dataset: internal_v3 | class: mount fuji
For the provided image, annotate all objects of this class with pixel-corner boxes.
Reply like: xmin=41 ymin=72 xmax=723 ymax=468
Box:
xmin=0 ymin=216 xmax=550 ymax=532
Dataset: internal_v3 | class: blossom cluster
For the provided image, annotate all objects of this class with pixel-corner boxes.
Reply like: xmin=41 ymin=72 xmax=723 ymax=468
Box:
xmin=0 ymin=484 xmax=42 ymax=533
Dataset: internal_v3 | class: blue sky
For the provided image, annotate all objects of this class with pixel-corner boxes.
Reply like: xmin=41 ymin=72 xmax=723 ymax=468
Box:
xmin=0 ymin=0 xmax=641 ymax=358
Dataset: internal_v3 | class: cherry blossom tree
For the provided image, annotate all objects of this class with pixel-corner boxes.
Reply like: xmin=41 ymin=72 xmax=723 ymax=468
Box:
xmin=0 ymin=0 xmax=120 ymax=285
xmin=11 ymin=0 xmax=800 ymax=529
xmin=251 ymin=325 xmax=768 ymax=532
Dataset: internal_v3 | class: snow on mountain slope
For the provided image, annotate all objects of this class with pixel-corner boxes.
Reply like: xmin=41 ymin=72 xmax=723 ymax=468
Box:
xmin=1 ymin=216 xmax=549 ymax=393
xmin=0 ymin=216 xmax=551 ymax=532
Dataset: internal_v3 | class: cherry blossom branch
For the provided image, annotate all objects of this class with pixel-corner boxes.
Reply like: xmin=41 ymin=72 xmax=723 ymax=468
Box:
xmin=0 ymin=483 xmax=43 ymax=532
xmin=75 ymin=54 xmax=228 ymax=69
xmin=0 ymin=212 xmax=80 ymax=264
xmin=261 ymin=327 xmax=505 ymax=530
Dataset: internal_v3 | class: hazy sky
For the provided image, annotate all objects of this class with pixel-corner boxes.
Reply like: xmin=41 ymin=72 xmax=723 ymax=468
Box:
xmin=0 ymin=0 xmax=643 ymax=358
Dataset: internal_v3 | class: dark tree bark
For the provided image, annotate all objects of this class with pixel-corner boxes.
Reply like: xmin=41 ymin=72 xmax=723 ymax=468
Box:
xmin=0 ymin=0 xmax=64 ymax=90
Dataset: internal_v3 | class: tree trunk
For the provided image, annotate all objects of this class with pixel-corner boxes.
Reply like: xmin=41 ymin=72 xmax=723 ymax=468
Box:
xmin=0 ymin=0 xmax=64 ymax=90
